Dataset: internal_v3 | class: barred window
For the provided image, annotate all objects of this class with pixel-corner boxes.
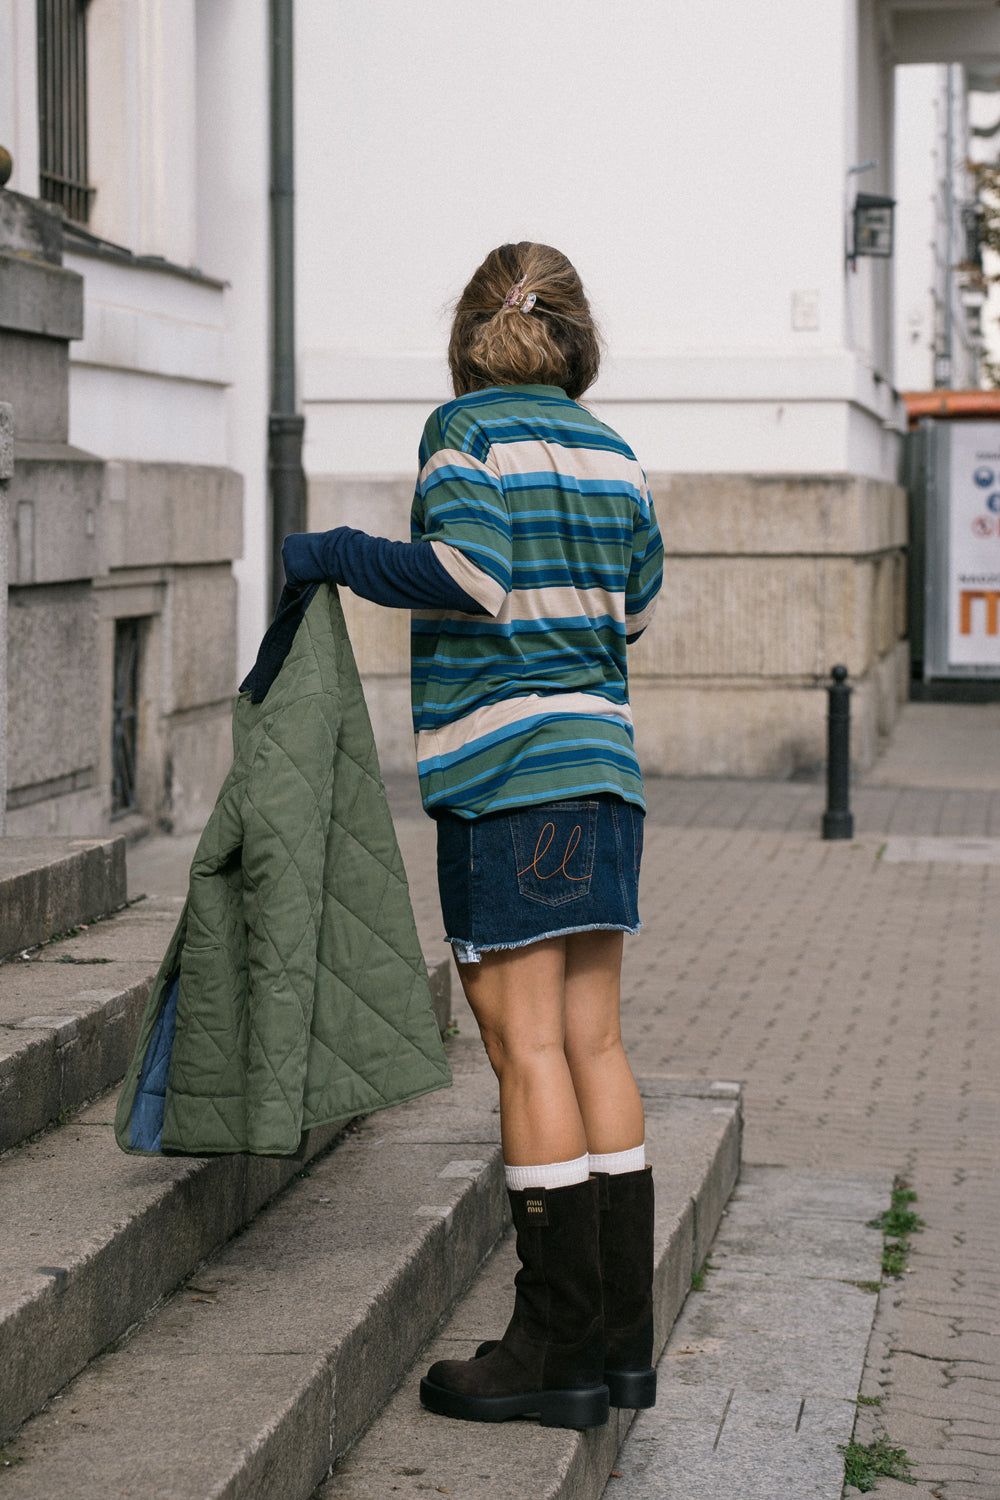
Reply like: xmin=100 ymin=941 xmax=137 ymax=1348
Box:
xmin=36 ymin=0 xmax=94 ymax=223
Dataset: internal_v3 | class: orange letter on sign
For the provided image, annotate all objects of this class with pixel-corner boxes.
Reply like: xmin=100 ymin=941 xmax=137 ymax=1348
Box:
xmin=960 ymin=590 xmax=1000 ymax=635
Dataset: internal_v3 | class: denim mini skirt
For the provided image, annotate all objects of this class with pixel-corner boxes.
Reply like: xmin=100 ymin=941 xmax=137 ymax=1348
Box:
xmin=435 ymin=794 xmax=643 ymax=964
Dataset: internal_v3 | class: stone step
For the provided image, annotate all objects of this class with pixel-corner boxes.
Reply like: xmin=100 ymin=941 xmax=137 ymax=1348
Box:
xmin=0 ymin=1074 xmax=740 ymax=1499
xmin=0 ymin=875 xmax=456 ymax=1438
xmin=0 ymin=836 xmax=127 ymax=961
xmin=0 ymin=893 xmax=180 ymax=1151
xmin=317 ymin=1079 xmax=742 ymax=1500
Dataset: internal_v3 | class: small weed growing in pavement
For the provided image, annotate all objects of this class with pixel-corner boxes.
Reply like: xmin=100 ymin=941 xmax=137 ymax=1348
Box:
xmin=0 ymin=1447 xmax=21 ymax=1467
xmin=841 ymin=1434 xmax=915 ymax=1490
xmin=882 ymin=1241 xmax=909 ymax=1277
xmin=856 ymin=1394 xmax=883 ymax=1407
xmin=691 ymin=1258 xmax=713 ymax=1292
xmin=868 ymin=1178 xmax=924 ymax=1278
xmin=869 ymin=1182 xmax=924 ymax=1240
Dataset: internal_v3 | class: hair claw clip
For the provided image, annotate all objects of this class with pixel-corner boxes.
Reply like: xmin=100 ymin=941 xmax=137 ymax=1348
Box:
xmin=504 ymin=275 xmax=528 ymax=309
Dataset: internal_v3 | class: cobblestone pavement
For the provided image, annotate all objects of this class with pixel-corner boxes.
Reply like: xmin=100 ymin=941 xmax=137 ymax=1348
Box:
xmin=632 ymin=783 xmax=1000 ymax=1500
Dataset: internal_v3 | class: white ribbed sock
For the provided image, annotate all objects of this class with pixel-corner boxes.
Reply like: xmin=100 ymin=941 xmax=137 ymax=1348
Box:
xmin=589 ymin=1144 xmax=645 ymax=1176
xmin=504 ymin=1152 xmax=591 ymax=1191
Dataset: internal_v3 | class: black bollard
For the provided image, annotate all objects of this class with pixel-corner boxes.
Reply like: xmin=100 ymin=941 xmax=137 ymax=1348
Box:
xmin=822 ymin=665 xmax=854 ymax=840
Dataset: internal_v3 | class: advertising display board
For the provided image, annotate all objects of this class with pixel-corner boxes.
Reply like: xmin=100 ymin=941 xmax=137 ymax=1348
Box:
xmin=948 ymin=423 xmax=1000 ymax=670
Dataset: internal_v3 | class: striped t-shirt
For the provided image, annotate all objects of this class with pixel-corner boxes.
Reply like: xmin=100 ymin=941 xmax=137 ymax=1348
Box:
xmin=410 ymin=383 xmax=663 ymax=818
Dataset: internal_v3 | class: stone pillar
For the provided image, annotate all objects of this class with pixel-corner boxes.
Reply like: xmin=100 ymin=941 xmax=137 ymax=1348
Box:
xmin=0 ymin=401 xmax=10 ymax=834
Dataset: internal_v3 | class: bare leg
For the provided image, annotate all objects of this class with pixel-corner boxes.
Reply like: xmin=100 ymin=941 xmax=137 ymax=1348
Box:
xmin=563 ymin=930 xmax=645 ymax=1155
xmin=454 ymin=937 xmax=587 ymax=1166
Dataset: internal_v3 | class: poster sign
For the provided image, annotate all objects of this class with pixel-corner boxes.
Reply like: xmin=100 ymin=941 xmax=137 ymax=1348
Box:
xmin=948 ymin=423 xmax=1000 ymax=669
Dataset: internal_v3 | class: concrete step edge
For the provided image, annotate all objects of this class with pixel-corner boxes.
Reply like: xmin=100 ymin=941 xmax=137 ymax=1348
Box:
xmin=0 ymin=837 xmax=127 ymax=961
xmin=0 ymin=947 xmax=455 ymax=1439
xmin=0 ymin=1099 xmax=348 ymax=1439
xmin=0 ymin=1036 xmax=507 ymax=1494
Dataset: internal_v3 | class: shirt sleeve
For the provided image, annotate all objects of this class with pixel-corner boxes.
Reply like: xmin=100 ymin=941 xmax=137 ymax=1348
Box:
xmin=281 ymin=528 xmax=488 ymax=614
xmin=410 ymin=409 xmax=511 ymax=617
xmin=625 ymin=476 xmax=663 ymax=643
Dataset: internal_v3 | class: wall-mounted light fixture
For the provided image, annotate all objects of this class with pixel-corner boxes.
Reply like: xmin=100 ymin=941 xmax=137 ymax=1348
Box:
xmin=851 ymin=192 xmax=895 ymax=261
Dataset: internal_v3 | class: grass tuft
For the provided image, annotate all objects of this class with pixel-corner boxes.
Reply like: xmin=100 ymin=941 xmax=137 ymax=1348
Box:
xmin=841 ymin=1434 xmax=915 ymax=1490
xmin=868 ymin=1178 xmax=924 ymax=1278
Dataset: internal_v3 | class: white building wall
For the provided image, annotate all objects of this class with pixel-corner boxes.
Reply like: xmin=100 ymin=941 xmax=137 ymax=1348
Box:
xmin=193 ymin=0 xmax=271 ymax=675
xmin=86 ymin=0 xmax=198 ymax=266
xmin=295 ymin=0 xmax=900 ymax=487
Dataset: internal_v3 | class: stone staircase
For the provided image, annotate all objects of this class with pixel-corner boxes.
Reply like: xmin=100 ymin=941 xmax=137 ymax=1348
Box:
xmin=0 ymin=837 xmax=741 ymax=1499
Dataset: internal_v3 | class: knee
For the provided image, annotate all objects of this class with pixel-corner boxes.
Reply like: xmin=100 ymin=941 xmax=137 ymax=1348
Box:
xmin=477 ymin=1024 xmax=566 ymax=1081
xmin=565 ymin=1026 xmax=624 ymax=1072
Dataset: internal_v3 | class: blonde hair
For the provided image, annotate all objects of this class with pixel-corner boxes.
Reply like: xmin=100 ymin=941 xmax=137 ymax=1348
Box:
xmin=448 ymin=242 xmax=601 ymax=401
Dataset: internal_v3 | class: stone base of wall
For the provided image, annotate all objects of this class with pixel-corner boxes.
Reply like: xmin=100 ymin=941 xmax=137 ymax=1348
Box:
xmin=308 ymin=470 xmax=909 ymax=780
xmin=6 ymin=463 xmax=243 ymax=837
xmin=632 ymin=641 xmax=910 ymax=780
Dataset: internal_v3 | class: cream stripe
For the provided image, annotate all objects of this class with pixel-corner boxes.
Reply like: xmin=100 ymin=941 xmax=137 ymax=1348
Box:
xmin=419 ymin=439 xmax=646 ymax=493
xmin=480 ymin=436 xmax=646 ymax=489
xmin=430 ymin=541 xmax=507 ymax=616
xmin=497 ymin=585 xmax=623 ymax=625
xmin=416 ymin=692 xmax=633 ymax=764
xmin=420 ymin=446 xmax=502 ymax=482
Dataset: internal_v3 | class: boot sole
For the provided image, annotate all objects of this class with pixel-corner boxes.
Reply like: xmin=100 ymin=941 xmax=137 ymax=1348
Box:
xmin=473 ymin=1341 xmax=657 ymax=1410
xmin=606 ymin=1365 xmax=657 ymax=1408
xmin=419 ymin=1376 xmax=610 ymax=1429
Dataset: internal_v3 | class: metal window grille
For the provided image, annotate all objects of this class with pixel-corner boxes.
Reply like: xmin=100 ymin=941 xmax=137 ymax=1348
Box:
xmin=36 ymin=0 xmax=94 ymax=223
xmin=111 ymin=618 xmax=141 ymax=816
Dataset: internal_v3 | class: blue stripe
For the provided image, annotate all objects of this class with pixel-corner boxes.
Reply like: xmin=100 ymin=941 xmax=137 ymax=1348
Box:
xmin=419 ymin=738 xmax=641 ymax=802
xmin=417 ymin=717 xmax=633 ymax=776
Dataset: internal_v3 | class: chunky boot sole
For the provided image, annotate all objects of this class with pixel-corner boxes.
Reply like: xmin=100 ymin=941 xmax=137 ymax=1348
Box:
xmin=419 ymin=1374 xmax=610 ymax=1429
xmin=606 ymin=1365 xmax=657 ymax=1408
xmin=474 ymin=1340 xmax=656 ymax=1409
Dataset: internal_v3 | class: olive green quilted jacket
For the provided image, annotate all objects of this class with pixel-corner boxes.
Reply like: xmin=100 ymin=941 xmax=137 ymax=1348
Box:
xmin=115 ymin=584 xmax=451 ymax=1157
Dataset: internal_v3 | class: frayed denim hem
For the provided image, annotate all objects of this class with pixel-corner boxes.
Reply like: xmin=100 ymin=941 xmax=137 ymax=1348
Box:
xmin=447 ymin=921 xmax=642 ymax=966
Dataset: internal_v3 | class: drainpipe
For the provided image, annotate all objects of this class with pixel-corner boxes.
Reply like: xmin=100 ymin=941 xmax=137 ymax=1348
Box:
xmin=268 ymin=0 xmax=305 ymax=614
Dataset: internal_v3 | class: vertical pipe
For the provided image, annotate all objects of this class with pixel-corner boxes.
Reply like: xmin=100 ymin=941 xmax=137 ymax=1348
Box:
xmin=268 ymin=0 xmax=305 ymax=615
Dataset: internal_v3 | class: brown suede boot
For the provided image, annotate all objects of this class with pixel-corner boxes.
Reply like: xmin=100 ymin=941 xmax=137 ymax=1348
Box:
xmin=595 ymin=1166 xmax=656 ymax=1408
xmin=419 ymin=1176 xmax=609 ymax=1428
xmin=474 ymin=1166 xmax=657 ymax=1408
